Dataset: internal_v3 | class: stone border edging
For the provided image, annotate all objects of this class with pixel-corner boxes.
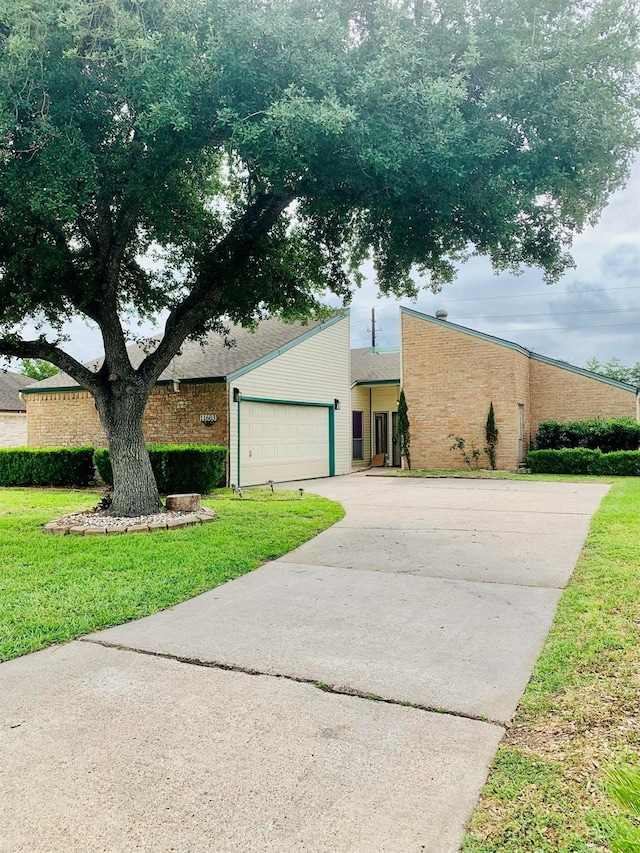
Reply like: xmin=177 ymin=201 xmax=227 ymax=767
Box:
xmin=43 ymin=508 xmax=217 ymax=536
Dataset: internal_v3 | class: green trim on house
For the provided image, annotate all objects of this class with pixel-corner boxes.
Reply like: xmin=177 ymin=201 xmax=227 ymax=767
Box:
xmin=236 ymin=395 xmax=241 ymax=488
xmin=20 ymin=376 xmax=227 ymax=395
xmin=328 ymin=406 xmax=335 ymax=477
xmin=226 ymin=311 xmax=349 ymax=382
xmin=530 ymin=352 xmax=639 ymax=393
xmin=401 ymin=306 xmax=640 ymax=394
xmin=365 ymin=346 xmax=400 ymax=355
xmin=400 ymin=306 xmax=531 ymax=357
xmin=235 ymin=394 xmax=337 ymax=487
xmin=20 ymin=383 xmax=87 ymax=395
xmin=352 ymin=379 xmax=400 ymax=387
xmin=240 ymin=396 xmax=335 ymax=408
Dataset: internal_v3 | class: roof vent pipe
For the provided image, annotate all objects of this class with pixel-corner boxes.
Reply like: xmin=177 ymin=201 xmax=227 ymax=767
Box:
xmin=435 ymin=309 xmax=448 ymax=321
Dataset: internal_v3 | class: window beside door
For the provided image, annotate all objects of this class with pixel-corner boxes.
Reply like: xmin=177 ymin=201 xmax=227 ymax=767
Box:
xmin=352 ymin=410 xmax=364 ymax=460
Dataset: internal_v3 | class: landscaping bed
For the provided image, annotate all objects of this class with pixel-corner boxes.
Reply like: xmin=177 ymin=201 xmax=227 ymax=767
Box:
xmin=0 ymin=487 xmax=343 ymax=661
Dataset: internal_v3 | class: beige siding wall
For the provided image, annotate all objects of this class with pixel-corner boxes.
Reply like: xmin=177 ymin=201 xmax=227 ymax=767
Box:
xmin=0 ymin=412 xmax=27 ymax=447
xmin=351 ymin=385 xmax=371 ymax=469
xmin=371 ymin=385 xmax=399 ymax=462
xmin=350 ymin=384 xmax=400 ymax=467
xmin=401 ymin=312 xmax=531 ymax=470
xmin=26 ymin=383 xmax=229 ymax=450
xmin=228 ymin=316 xmax=351 ymax=481
xmin=530 ymin=359 xmax=637 ymax=434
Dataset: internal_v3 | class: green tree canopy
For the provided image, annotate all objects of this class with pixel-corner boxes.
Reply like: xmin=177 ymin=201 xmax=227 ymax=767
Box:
xmin=20 ymin=359 xmax=59 ymax=381
xmin=585 ymin=357 xmax=640 ymax=386
xmin=0 ymin=0 xmax=638 ymax=514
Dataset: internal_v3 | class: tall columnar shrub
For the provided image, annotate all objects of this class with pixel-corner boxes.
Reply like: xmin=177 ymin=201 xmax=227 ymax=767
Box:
xmin=485 ymin=401 xmax=499 ymax=469
xmin=397 ymin=390 xmax=411 ymax=470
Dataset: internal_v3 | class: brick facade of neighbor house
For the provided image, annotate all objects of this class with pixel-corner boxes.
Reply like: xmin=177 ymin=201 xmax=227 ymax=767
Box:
xmin=26 ymin=381 xmax=229 ymax=449
xmin=0 ymin=370 xmax=28 ymax=447
xmin=401 ymin=308 xmax=639 ymax=471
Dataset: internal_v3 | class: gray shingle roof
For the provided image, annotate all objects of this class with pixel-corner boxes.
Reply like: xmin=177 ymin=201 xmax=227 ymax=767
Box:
xmin=24 ymin=316 xmax=339 ymax=391
xmin=0 ymin=370 xmax=29 ymax=411
xmin=350 ymin=348 xmax=400 ymax=384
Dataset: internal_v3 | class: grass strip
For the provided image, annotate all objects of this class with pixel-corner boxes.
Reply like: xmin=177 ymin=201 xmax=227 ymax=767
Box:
xmin=0 ymin=487 xmax=343 ymax=662
xmin=463 ymin=478 xmax=640 ymax=852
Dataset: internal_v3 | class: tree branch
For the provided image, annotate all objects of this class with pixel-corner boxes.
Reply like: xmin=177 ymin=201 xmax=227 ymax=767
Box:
xmin=138 ymin=191 xmax=295 ymax=383
xmin=0 ymin=336 xmax=102 ymax=393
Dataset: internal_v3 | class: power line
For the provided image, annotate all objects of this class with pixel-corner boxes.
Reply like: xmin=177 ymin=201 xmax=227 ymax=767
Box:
xmin=415 ymin=283 xmax=640 ymax=304
xmin=453 ymin=307 xmax=640 ymax=321
xmin=347 ymin=283 xmax=640 ymax=311
xmin=484 ymin=321 xmax=640 ymax=334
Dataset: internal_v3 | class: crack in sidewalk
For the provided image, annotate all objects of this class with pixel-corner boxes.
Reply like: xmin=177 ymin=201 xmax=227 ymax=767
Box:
xmin=80 ymin=636 xmax=505 ymax=729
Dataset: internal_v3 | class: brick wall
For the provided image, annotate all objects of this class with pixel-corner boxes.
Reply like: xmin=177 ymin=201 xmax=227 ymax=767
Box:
xmin=26 ymin=382 xmax=229 ymax=450
xmin=530 ymin=359 xmax=637 ymax=433
xmin=401 ymin=312 xmax=530 ymax=470
xmin=401 ymin=310 xmax=639 ymax=471
xmin=0 ymin=412 xmax=27 ymax=447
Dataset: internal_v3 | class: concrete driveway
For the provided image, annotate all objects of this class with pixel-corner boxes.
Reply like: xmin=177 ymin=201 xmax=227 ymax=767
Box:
xmin=1 ymin=474 xmax=608 ymax=853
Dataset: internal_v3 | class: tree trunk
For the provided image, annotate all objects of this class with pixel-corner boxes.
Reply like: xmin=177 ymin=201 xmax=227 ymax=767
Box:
xmin=95 ymin=380 xmax=161 ymax=517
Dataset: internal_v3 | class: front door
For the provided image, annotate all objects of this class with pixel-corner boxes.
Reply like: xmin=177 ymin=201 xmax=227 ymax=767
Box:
xmin=374 ymin=411 xmax=388 ymax=459
xmin=391 ymin=411 xmax=401 ymax=466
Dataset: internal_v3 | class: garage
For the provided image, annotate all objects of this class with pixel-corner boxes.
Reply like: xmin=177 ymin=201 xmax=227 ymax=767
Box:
xmin=237 ymin=398 xmax=334 ymax=486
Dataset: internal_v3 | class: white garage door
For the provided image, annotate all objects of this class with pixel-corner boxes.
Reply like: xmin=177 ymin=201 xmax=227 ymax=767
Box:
xmin=240 ymin=401 xmax=329 ymax=486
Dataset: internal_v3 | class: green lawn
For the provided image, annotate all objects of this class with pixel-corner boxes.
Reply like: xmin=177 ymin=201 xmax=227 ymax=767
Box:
xmin=463 ymin=477 xmax=640 ymax=852
xmin=0 ymin=487 xmax=344 ymax=662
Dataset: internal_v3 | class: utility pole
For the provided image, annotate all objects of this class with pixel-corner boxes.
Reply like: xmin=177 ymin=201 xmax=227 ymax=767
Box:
xmin=371 ymin=307 xmax=376 ymax=349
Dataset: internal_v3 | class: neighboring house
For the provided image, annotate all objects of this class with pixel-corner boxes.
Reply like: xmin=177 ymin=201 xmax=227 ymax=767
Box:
xmin=350 ymin=347 xmax=400 ymax=469
xmin=23 ymin=314 xmax=351 ymax=487
xmin=0 ymin=370 xmax=28 ymax=447
xmin=400 ymin=307 xmax=640 ymax=470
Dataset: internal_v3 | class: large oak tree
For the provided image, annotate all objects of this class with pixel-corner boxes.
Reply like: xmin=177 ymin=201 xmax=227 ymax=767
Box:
xmin=0 ymin=0 xmax=638 ymax=515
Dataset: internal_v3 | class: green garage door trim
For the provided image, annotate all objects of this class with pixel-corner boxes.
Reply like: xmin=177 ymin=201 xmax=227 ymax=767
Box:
xmin=236 ymin=395 xmax=336 ymax=487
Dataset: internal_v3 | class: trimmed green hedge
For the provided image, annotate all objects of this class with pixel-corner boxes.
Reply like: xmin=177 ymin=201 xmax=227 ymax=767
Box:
xmin=535 ymin=417 xmax=640 ymax=453
xmin=0 ymin=447 xmax=95 ymax=486
xmin=94 ymin=445 xmax=228 ymax=494
xmin=527 ymin=448 xmax=640 ymax=476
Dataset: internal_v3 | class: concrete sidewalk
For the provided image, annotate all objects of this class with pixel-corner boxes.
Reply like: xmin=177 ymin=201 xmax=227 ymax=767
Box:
xmin=1 ymin=474 xmax=608 ymax=852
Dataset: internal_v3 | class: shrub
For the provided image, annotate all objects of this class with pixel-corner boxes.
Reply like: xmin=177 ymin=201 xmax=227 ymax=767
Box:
xmin=94 ymin=445 xmax=228 ymax=494
xmin=527 ymin=448 xmax=603 ymax=474
xmin=599 ymin=451 xmax=640 ymax=477
xmin=397 ymin=389 xmax=411 ymax=470
xmin=527 ymin=447 xmax=640 ymax=475
xmin=484 ymin=401 xmax=499 ymax=470
xmin=0 ymin=447 xmax=95 ymax=486
xmin=534 ymin=417 xmax=640 ymax=453
xmin=93 ymin=448 xmax=113 ymax=485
